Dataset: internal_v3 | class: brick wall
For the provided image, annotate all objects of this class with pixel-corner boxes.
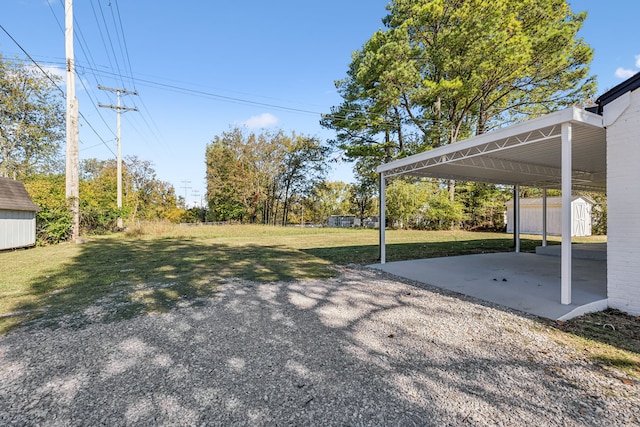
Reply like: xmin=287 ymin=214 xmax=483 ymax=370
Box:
xmin=606 ymin=89 xmax=640 ymax=316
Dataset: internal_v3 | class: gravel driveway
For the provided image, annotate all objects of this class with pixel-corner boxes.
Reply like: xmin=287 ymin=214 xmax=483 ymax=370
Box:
xmin=1 ymin=266 xmax=638 ymax=426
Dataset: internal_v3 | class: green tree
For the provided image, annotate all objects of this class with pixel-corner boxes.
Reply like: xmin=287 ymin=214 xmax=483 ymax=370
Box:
xmin=23 ymin=174 xmax=71 ymax=244
xmin=386 ymin=179 xmax=430 ymax=229
xmin=79 ymin=159 xmax=122 ymax=234
xmin=0 ymin=55 xmax=64 ymax=179
xmin=589 ymin=193 xmax=606 ymax=235
xmin=123 ymin=155 xmax=182 ymax=222
xmin=322 ymin=0 xmax=595 ymax=177
xmin=307 ymin=181 xmax=352 ymax=225
xmin=278 ymin=134 xmax=330 ymax=225
xmin=421 ymin=189 xmax=466 ymax=230
xmin=205 ymin=128 xmax=272 ymax=222
xmin=205 ymin=128 xmax=329 ymax=225
xmin=348 ymin=177 xmax=377 ymax=224
xmin=456 ymin=182 xmax=511 ymax=230
xmin=78 ymin=157 xmax=181 ymax=233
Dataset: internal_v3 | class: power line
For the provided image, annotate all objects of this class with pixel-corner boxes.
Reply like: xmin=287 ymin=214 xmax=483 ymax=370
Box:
xmin=109 ymin=0 xmax=134 ymax=89
xmin=53 ymin=0 xmax=161 ymax=152
xmin=114 ymin=0 xmax=136 ymax=89
xmin=0 ymin=24 xmax=65 ymax=96
xmin=49 ymin=0 xmax=120 ymax=145
xmin=1 ymin=24 xmax=117 ymax=158
xmin=96 ymin=0 xmax=125 ymax=88
xmin=4 ymin=18 xmax=400 ymax=139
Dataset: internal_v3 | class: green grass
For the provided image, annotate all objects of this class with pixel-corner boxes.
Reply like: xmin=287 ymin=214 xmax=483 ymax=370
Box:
xmin=0 ymin=224 xmax=606 ymax=335
xmin=545 ymin=309 xmax=640 ymax=379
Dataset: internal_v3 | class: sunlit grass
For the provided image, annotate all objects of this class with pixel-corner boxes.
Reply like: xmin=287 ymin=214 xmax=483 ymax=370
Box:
xmin=544 ymin=309 xmax=640 ymax=378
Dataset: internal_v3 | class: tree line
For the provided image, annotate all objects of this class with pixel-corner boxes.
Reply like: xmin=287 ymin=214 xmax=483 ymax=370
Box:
xmin=204 ymin=127 xmax=515 ymax=230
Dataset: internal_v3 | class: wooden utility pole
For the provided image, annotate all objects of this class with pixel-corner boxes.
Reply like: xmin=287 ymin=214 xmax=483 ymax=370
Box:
xmin=65 ymin=0 xmax=80 ymax=240
xmin=98 ymin=86 xmax=138 ymax=229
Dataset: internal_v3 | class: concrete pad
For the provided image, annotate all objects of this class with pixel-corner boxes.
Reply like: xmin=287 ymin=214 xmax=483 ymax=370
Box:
xmin=536 ymin=243 xmax=607 ymax=261
xmin=370 ymin=252 xmax=607 ymax=320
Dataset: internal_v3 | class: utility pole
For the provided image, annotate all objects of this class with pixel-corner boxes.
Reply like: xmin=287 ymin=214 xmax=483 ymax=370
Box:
xmin=192 ymin=190 xmax=204 ymax=222
xmin=180 ymin=180 xmax=192 ymax=208
xmin=98 ymin=86 xmax=138 ymax=229
xmin=65 ymin=0 xmax=80 ymax=241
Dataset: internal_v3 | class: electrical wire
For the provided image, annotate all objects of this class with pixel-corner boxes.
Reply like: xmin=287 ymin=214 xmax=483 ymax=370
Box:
xmin=111 ymin=0 xmax=135 ymax=89
xmin=5 ymin=3 xmax=401 ymax=147
xmin=0 ymin=24 xmax=66 ymax=96
xmin=0 ymin=23 xmax=117 ymax=158
xmin=49 ymin=1 xmax=118 ymax=132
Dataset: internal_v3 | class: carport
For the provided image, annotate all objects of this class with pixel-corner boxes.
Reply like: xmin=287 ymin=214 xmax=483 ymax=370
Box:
xmin=376 ymin=107 xmax=606 ymax=312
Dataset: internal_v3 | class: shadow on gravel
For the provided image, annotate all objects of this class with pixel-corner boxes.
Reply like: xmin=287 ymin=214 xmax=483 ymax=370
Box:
xmin=5 ymin=238 xmax=333 ymax=332
xmin=307 ymin=239 xmax=639 ymax=373
xmin=0 ymin=268 xmax=630 ymax=425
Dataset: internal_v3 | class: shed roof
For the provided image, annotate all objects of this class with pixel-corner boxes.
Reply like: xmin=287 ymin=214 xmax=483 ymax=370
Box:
xmin=377 ymin=107 xmax=606 ymax=192
xmin=0 ymin=177 xmax=40 ymax=212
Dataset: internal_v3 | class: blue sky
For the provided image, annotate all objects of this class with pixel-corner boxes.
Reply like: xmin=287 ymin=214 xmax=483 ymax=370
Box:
xmin=1 ymin=1 xmax=639 ymax=206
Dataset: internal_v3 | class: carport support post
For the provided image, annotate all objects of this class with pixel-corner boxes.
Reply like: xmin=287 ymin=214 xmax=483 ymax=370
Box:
xmin=542 ymin=188 xmax=548 ymax=247
xmin=379 ymin=172 xmax=386 ymax=264
xmin=561 ymin=123 xmax=572 ymax=305
xmin=514 ymin=185 xmax=520 ymax=253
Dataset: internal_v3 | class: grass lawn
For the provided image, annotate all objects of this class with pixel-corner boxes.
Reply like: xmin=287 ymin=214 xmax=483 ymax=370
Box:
xmin=1 ymin=224 xmax=548 ymax=333
xmin=1 ymin=223 xmax=635 ymax=378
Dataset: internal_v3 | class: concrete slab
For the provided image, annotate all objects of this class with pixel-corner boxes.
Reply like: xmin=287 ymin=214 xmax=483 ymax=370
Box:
xmin=370 ymin=252 xmax=607 ymax=320
xmin=536 ymin=243 xmax=607 ymax=261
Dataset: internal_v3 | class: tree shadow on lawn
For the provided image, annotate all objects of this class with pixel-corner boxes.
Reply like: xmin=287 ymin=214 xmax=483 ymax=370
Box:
xmin=7 ymin=238 xmax=334 ymax=332
xmin=303 ymin=237 xmax=549 ymax=265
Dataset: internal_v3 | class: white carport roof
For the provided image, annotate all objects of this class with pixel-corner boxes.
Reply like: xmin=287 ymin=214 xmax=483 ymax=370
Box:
xmin=377 ymin=107 xmax=606 ymax=192
xmin=376 ymin=106 xmax=608 ymax=307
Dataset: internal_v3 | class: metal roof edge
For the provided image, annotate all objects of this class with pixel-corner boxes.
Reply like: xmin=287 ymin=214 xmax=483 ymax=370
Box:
xmin=569 ymin=107 xmax=604 ymax=127
xmin=378 ymin=107 xmax=603 ymax=174
xmin=594 ymin=72 xmax=640 ymax=114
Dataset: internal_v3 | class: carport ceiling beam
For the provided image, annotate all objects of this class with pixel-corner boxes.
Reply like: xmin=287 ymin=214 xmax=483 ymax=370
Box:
xmin=384 ymin=126 xmax=562 ymax=178
xmin=450 ymin=156 xmax=596 ymax=181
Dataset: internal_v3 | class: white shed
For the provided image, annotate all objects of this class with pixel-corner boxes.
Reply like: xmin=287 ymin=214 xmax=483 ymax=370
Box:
xmin=328 ymin=215 xmax=360 ymax=228
xmin=0 ymin=177 xmax=40 ymax=250
xmin=505 ymin=196 xmax=593 ymax=237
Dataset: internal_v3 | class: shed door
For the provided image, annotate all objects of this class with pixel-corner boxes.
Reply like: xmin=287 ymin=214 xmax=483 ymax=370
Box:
xmin=572 ymin=203 xmax=588 ymax=236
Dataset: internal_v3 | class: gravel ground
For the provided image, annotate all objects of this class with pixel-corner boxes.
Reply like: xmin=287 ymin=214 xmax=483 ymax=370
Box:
xmin=1 ymin=266 xmax=638 ymax=426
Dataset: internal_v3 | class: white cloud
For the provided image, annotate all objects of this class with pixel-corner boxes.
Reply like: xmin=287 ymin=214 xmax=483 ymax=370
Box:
xmin=242 ymin=113 xmax=279 ymax=129
xmin=615 ymin=67 xmax=637 ymax=79
xmin=25 ymin=63 xmax=66 ymax=83
xmin=635 ymin=54 xmax=640 ymax=69
xmin=41 ymin=65 xmax=66 ymax=80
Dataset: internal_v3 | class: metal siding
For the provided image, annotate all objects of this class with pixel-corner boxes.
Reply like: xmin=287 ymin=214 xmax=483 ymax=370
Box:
xmin=505 ymin=199 xmax=591 ymax=236
xmin=0 ymin=209 xmax=37 ymax=250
